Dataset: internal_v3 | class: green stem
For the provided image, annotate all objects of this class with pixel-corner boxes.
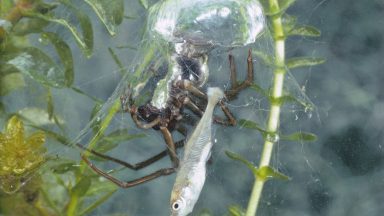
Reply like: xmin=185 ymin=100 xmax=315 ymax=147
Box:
xmin=245 ymin=0 xmax=286 ymax=215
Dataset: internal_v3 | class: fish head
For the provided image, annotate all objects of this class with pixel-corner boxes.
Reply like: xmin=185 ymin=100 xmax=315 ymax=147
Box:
xmin=170 ymin=185 xmax=194 ymax=216
xmin=170 ymin=179 xmax=203 ymax=216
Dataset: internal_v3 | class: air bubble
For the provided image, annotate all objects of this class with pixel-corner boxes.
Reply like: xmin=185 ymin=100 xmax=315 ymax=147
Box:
xmin=148 ymin=0 xmax=265 ymax=47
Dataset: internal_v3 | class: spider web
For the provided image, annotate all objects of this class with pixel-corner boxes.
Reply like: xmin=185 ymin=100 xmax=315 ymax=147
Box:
xmin=70 ymin=1 xmax=317 ymax=215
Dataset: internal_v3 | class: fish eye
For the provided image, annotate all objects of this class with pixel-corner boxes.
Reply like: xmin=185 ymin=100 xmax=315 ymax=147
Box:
xmin=172 ymin=201 xmax=181 ymax=211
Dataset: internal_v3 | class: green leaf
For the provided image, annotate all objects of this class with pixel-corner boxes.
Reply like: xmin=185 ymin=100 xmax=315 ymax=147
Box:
xmin=90 ymin=102 xmax=103 ymax=135
xmin=84 ymin=177 xmax=118 ymax=197
xmin=89 ymin=141 xmax=118 ymax=159
xmin=288 ymin=25 xmax=321 ymax=37
xmin=108 ymin=47 xmax=126 ymax=75
xmin=282 ymin=14 xmax=297 ymax=33
xmin=51 ymin=162 xmax=77 ymax=174
xmin=225 ymin=151 xmax=258 ymax=175
xmin=18 ymin=107 xmax=65 ymax=126
xmin=47 ymin=88 xmax=54 ymax=120
xmin=102 ymin=130 xmax=146 ymax=143
xmin=71 ymin=87 xmax=102 ymax=103
xmin=250 ymin=83 xmax=268 ymax=97
xmin=252 ymin=50 xmax=273 ymax=66
xmin=0 ymin=72 xmax=25 ymax=95
xmin=85 ymin=0 xmax=124 ymax=36
xmin=80 ymin=188 xmax=117 ymax=216
xmin=71 ymin=177 xmax=91 ymax=197
xmin=60 ymin=0 xmax=94 ymax=57
xmin=139 ymin=0 xmax=149 ymax=9
xmin=281 ymin=132 xmax=317 ymax=142
xmin=12 ymin=17 xmax=50 ymax=36
xmin=40 ymin=32 xmax=74 ymax=86
xmin=257 ymin=166 xmax=290 ymax=181
xmin=278 ymin=0 xmax=297 ymax=14
xmin=227 ymin=205 xmax=245 ymax=216
xmin=238 ymin=119 xmax=266 ymax=134
xmin=6 ymin=47 xmax=67 ymax=88
xmin=24 ymin=3 xmax=94 ymax=57
xmin=280 ymin=94 xmax=314 ymax=111
xmin=287 ymin=57 xmax=326 ymax=69
xmin=86 ymin=99 xmax=121 ymax=152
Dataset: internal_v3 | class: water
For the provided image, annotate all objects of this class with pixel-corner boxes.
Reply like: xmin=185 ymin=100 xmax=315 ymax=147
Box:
xmin=1 ymin=0 xmax=383 ymax=215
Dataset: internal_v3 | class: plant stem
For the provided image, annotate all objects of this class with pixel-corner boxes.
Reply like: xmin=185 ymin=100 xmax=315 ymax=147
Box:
xmin=245 ymin=0 xmax=286 ymax=215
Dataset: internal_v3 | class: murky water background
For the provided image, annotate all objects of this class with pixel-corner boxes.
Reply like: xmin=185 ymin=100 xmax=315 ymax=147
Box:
xmin=2 ymin=0 xmax=384 ymax=215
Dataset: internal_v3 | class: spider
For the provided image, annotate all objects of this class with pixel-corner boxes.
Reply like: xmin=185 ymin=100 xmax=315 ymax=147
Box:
xmin=81 ymin=49 xmax=255 ymax=188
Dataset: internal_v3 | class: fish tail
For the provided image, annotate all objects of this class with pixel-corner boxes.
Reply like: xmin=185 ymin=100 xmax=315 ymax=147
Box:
xmin=207 ymin=87 xmax=224 ymax=104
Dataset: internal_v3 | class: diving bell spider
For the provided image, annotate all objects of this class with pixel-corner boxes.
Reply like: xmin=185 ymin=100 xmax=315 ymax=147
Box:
xmin=81 ymin=49 xmax=255 ymax=188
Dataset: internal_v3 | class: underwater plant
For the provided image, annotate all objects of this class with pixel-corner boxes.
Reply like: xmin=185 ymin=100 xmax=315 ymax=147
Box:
xmin=1 ymin=0 xmax=125 ymax=215
xmin=225 ymin=0 xmax=323 ymax=215
xmin=0 ymin=116 xmax=46 ymax=194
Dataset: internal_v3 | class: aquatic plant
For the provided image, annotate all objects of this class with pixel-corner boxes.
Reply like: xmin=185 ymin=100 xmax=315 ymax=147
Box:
xmin=1 ymin=0 xmax=126 ymax=215
xmin=225 ymin=0 xmax=324 ymax=215
xmin=0 ymin=116 xmax=46 ymax=194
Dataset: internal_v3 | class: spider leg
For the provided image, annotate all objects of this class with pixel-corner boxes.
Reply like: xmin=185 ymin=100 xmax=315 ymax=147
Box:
xmin=160 ymin=126 xmax=179 ymax=167
xmin=218 ymin=100 xmax=236 ymax=125
xmin=229 ymin=53 xmax=238 ymax=89
xmin=175 ymin=80 xmax=206 ymax=99
xmin=131 ymin=112 xmax=161 ymax=129
xmin=225 ymin=49 xmax=254 ymax=100
xmin=78 ymin=140 xmax=185 ymax=171
xmin=79 ymin=140 xmax=185 ymax=188
xmin=175 ymin=80 xmax=237 ymax=126
xmin=184 ymin=96 xmax=236 ymax=126
xmin=183 ymin=97 xmax=204 ymax=116
xmin=82 ymin=155 xmax=175 ymax=188
xmin=175 ymin=124 xmax=188 ymax=137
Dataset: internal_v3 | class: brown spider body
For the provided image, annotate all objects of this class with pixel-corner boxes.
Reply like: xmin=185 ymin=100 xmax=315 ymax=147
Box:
xmin=127 ymin=54 xmax=208 ymax=133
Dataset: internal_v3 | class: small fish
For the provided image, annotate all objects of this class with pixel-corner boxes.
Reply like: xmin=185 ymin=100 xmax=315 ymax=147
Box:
xmin=170 ymin=87 xmax=224 ymax=216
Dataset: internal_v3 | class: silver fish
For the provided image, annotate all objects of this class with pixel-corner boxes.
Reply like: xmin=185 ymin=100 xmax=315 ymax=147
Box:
xmin=170 ymin=87 xmax=224 ymax=216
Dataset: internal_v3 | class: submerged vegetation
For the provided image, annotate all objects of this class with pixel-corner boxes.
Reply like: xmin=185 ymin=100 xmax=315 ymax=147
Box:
xmin=1 ymin=0 xmax=123 ymax=215
xmin=0 ymin=0 xmax=323 ymax=215
xmin=0 ymin=116 xmax=46 ymax=194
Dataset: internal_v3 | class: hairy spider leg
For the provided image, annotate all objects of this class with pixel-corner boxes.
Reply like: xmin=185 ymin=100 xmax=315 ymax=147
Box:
xmin=79 ymin=140 xmax=185 ymax=188
xmin=78 ymin=140 xmax=184 ymax=171
xmin=82 ymin=155 xmax=175 ymax=188
xmin=159 ymin=126 xmax=179 ymax=167
xmin=226 ymin=49 xmax=254 ymax=100
xmin=129 ymin=107 xmax=180 ymax=167
xmin=174 ymin=79 xmax=235 ymax=126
